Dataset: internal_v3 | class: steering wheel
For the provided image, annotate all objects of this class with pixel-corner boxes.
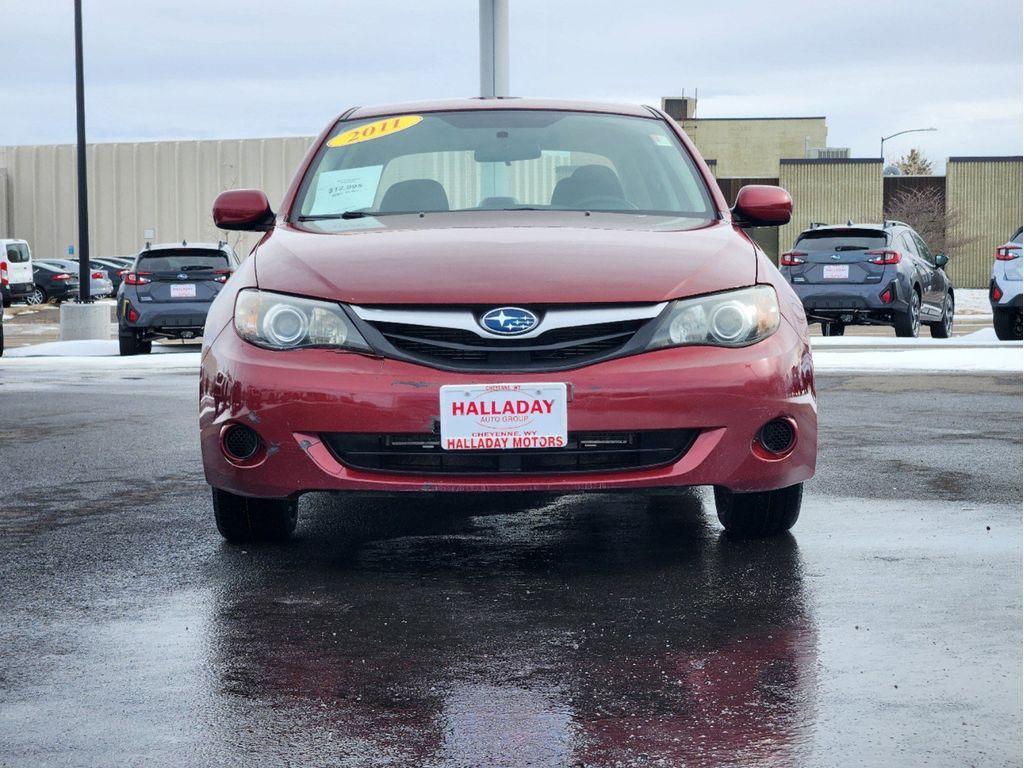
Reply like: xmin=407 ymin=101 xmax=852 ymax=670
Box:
xmin=572 ymin=195 xmax=639 ymax=211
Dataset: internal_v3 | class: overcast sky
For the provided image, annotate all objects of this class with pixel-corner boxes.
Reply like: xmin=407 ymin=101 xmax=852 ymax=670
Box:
xmin=2 ymin=0 xmax=1021 ymax=167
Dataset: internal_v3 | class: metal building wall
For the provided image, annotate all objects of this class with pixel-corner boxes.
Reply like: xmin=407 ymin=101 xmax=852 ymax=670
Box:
xmin=0 ymin=137 xmax=314 ymax=260
xmin=945 ymin=157 xmax=1022 ymax=289
xmin=778 ymin=158 xmax=884 ymax=253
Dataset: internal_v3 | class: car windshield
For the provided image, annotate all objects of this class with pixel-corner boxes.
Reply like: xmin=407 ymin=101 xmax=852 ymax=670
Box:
xmin=138 ymin=251 xmax=229 ymax=273
xmin=795 ymin=230 xmax=887 ymax=252
xmin=292 ymin=110 xmax=715 ymax=220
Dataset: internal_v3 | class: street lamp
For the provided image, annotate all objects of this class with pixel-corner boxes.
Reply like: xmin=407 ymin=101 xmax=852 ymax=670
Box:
xmin=880 ymin=127 xmax=937 ymax=161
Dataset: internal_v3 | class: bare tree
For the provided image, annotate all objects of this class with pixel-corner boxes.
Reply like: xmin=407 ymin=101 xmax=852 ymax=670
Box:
xmin=894 ymin=148 xmax=934 ymax=176
xmin=884 ymin=186 xmax=980 ymax=257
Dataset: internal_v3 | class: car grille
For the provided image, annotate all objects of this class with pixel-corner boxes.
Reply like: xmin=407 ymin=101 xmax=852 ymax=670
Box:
xmin=321 ymin=429 xmax=698 ymax=475
xmin=368 ymin=319 xmax=647 ymax=369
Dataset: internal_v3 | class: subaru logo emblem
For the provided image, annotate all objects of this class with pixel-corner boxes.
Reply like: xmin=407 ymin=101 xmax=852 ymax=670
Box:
xmin=480 ymin=307 xmax=538 ymax=335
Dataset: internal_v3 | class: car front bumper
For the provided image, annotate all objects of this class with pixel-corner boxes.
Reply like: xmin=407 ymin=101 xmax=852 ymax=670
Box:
xmin=200 ymin=318 xmax=817 ymax=499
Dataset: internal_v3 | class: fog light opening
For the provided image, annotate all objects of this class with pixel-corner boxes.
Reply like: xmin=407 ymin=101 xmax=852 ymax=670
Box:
xmin=222 ymin=423 xmax=262 ymax=461
xmin=756 ymin=418 xmax=796 ymax=457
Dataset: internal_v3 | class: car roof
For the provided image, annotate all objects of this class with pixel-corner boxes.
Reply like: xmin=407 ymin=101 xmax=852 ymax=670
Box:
xmin=798 ymin=223 xmax=897 ymax=236
xmin=139 ymin=242 xmax=232 ymax=254
xmin=344 ymin=97 xmax=658 ymax=121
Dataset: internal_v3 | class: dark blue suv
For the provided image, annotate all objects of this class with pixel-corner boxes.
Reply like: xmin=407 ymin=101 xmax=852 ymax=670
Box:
xmin=117 ymin=242 xmax=239 ymax=355
xmin=780 ymin=221 xmax=954 ymax=338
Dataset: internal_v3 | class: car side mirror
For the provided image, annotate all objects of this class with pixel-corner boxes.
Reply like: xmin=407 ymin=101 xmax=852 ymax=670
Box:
xmin=213 ymin=189 xmax=275 ymax=231
xmin=732 ymin=185 xmax=792 ymax=228
xmin=935 ymin=253 xmax=949 ymax=269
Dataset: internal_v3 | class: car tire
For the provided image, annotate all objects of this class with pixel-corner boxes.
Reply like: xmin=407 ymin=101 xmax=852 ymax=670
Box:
xmin=821 ymin=321 xmax=845 ymax=337
xmin=993 ymin=307 xmax=1023 ymax=341
xmin=714 ymin=483 xmax=802 ymax=537
xmin=212 ymin=487 xmax=299 ymax=544
xmin=928 ymin=292 xmax=954 ymax=338
xmin=0 ymin=323 xmax=4 ymax=357
xmin=894 ymin=288 xmax=921 ymax=338
xmin=2 ymin=297 xmax=10 ymax=308
xmin=118 ymin=333 xmax=152 ymax=356
xmin=25 ymin=287 xmax=46 ymax=305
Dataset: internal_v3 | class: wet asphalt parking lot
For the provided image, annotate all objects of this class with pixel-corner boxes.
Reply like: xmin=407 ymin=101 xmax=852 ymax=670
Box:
xmin=0 ymin=364 xmax=1020 ymax=767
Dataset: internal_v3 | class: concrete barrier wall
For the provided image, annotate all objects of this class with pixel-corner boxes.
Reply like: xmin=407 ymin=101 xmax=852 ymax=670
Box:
xmin=945 ymin=157 xmax=1023 ymax=289
xmin=0 ymin=137 xmax=314 ymax=260
xmin=778 ymin=158 xmax=884 ymax=254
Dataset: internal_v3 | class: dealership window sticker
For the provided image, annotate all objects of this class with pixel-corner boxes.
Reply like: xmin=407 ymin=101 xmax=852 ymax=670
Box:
xmin=309 ymin=165 xmax=384 ymax=215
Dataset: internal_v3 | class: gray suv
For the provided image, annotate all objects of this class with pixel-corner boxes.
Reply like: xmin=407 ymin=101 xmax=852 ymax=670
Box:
xmin=117 ymin=241 xmax=238 ymax=355
xmin=780 ymin=221 xmax=954 ymax=338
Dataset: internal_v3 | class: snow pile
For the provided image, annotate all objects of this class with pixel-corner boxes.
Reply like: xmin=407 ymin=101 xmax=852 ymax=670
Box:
xmin=955 ymin=289 xmax=992 ymax=316
xmin=2 ymin=340 xmax=200 ymax=369
xmin=814 ymin=347 xmax=1021 ymax=373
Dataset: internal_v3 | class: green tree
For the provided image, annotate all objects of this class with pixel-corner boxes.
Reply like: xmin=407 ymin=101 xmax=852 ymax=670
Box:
xmin=895 ymin=148 xmax=934 ymax=176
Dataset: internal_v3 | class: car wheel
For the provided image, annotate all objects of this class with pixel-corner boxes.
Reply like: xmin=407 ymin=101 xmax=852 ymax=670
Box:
xmin=993 ymin=307 xmax=1023 ymax=341
xmin=714 ymin=483 xmax=802 ymax=537
xmin=118 ymin=332 xmax=152 ymax=356
xmin=0 ymin=323 xmax=4 ymax=357
xmin=212 ymin=487 xmax=298 ymax=543
xmin=25 ymin=287 xmax=46 ymax=305
xmin=821 ymin=321 xmax=845 ymax=337
xmin=929 ymin=292 xmax=954 ymax=338
xmin=2 ymin=297 xmax=10 ymax=308
xmin=894 ymin=289 xmax=921 ymax=338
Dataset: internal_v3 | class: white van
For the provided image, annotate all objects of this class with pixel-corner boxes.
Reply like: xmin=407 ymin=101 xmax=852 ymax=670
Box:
xmin=1 ymin=239 xmax=35 ymax=307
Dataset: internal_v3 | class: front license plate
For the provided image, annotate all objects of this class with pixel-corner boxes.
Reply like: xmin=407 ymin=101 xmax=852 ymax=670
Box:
xmin=170 ymin=283 xmax=197 ymax=298
xmin=822 ymin=265 xmax=849 ymax=280
xmin=439 ymin=383 xmax=568 ymax=450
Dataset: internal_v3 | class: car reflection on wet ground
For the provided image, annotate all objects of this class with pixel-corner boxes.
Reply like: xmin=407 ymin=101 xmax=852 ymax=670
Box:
xmin=0 ymin=370 xmax=1020 ymax=767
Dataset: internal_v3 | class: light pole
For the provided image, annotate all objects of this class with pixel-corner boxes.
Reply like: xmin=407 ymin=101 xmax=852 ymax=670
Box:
xmin=479 ymin=0 xmax=509 ymax=98
xmin=74 ymin=0 xmax=91 ymax=303
xmin=60 ymin=0 xmax=107 ymax=341
xmin=880 ymin=127 xmax=937 ymax=161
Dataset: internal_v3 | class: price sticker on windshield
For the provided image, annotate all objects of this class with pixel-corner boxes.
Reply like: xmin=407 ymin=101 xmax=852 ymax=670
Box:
xmin=327 ymin=115 xmax=423 ymax=147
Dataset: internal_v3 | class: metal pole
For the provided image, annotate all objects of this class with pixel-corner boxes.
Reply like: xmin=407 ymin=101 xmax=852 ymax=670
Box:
xmin=479 ymin=0 xmax=509 ymax=97
xmin=880 ymin=127 xmax=937 ymax=163
xmin=74 ymin=0 xmax=91 ymax=302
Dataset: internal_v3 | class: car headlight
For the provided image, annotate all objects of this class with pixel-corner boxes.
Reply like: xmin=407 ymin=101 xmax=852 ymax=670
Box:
xmin=646 ymin=285 xmax=780 ymax=349
xmin=233 ymin=289 xmax=371 ymax=351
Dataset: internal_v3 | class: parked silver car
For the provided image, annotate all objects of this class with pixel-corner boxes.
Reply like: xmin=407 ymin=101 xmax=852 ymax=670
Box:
xmin=990 ymin=227 xmax=1022 ymax=340
xmin=37 ymin=259 xmax=114 ymax=299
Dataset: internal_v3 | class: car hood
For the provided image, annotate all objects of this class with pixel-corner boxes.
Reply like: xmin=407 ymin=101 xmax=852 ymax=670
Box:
xmin=254 ymin=212 xmax=755 ymax=305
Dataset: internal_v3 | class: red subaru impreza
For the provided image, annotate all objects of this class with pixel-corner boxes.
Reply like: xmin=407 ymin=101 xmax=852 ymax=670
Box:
xmin=201 ymin=99 xmax=816 ymax=542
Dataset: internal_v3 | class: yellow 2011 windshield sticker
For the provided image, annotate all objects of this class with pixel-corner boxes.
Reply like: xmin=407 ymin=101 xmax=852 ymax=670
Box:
xmin=327 ymin=115 xmax=423 ymax=147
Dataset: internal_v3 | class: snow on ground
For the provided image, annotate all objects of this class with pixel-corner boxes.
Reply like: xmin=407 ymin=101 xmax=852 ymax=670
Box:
xmin=955 ymin=289 xmax=992 ymax=316
xmin=4 ymin=334 xmax=1019 ymax=374
xmin=3 ymin=340 xmax=200 ymax=369
xmin=812 ymin=346 xmax=1021 ymax=373
xmin=810 ymin=328 xmax=1017 ymax=348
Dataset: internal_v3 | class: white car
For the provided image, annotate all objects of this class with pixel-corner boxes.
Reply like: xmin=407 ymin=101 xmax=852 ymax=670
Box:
xmin=990 ymin=227 xmax=1022 ymax=340
xmin=1 ymin=238 xmax=35 ymax=307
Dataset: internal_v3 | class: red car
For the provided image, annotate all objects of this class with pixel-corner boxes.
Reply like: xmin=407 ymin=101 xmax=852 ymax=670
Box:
xmin=201 ymin=99 xmax=816 ymax=542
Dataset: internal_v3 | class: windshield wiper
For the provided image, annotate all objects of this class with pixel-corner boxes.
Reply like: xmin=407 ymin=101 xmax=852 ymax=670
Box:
xmin=297 ymin=211 xmax=374 ymax=221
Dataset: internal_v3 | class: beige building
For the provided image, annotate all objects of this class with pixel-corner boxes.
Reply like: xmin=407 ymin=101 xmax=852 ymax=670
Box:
xmin=944 ymin=156 xmax=1023 ymax=289
xmin=662 ymin=96 xmax=829 ymax=178
xmin=778 ymin=158 xmax=884 ymax=251
xmin=0 ymin=116 xmax=1019 ymax=288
